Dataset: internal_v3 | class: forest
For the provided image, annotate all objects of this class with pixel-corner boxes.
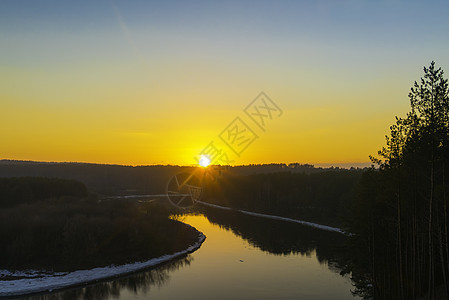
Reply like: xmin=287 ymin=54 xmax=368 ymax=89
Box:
xmin=0 ymin=178 xmax=198 ymax=272
xmin=0 ymin=177 xmax=88 ymax=208
xmin=202 ymin=168 xmax=363 ymax=227
xmin=346 ymin=62 xmax=449 ymax=299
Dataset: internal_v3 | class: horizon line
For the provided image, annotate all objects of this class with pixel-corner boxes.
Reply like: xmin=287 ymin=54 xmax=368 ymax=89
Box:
xmin=0 ymin=158 xmax=374 ymax=169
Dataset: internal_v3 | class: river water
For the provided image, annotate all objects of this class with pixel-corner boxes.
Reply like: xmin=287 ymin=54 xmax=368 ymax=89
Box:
xmin=25 ymin=208 xmax=360 ymax=299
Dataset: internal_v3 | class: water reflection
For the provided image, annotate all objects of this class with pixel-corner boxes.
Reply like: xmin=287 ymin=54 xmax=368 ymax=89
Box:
xmin=199 ymin=207 xmax=348 ymax=275
xmin=21 ymin=256 xmax=193 ymax=300
xmin=20 ymin=209 xmax=357 ymax=300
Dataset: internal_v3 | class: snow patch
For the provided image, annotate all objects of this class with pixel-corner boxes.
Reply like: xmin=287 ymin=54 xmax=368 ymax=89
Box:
xmin=0 ymin=233 xmax=206 ymax=297
xmin=196 ymin=200 xmax=344 ymax=234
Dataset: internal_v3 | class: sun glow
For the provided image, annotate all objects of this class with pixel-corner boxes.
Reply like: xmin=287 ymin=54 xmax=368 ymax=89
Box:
xmin=198 ymin=155 xmax=211 ymax=167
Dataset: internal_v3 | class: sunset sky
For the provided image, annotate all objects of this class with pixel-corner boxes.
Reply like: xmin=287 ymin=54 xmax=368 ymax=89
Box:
xmin=1 ymin=0 xmax=449 ymax=167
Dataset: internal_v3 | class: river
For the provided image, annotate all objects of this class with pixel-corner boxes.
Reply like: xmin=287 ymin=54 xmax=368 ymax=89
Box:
xmin=24 ymin=208 xmax=360 ymax=299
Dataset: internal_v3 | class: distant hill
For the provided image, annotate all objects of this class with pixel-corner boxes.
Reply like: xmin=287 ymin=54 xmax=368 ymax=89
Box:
xmin=0 ymin=177 xmax=88 ymax=208
xmin=0 ymin=160 xmax=367 ymax=196
xmin=0 ymin=160 xmax=195 ymax=195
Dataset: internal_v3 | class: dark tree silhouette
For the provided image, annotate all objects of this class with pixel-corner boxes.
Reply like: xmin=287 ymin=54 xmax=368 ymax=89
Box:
xmin=349 ymin=61 xmax=449 ymax=299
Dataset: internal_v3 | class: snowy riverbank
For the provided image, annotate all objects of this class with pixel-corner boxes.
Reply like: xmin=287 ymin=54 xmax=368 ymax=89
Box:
xmin=196 ymin=200 xmax=344 ymax=234
xmin=0 ymin=230 xmax=206 ymax=297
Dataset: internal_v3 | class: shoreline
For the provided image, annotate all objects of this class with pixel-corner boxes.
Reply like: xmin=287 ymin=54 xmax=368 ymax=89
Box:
xmin=196 ymin=200 xmax=344 ymax=234
xmin=0 ymin=225 xmax=206 ymax=297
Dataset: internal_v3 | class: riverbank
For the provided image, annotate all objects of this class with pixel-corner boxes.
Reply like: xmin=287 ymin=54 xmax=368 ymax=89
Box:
xmin=196 ymin=200 xmax=344 ymax=234
xmin=0 ymin=226 xmax=205 ymax=297
xmin=0 ymin=194 xmax=202 ymax=272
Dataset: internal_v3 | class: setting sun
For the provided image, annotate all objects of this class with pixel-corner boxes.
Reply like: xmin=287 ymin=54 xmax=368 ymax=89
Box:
xmin=198 ymin=155 xmax=211 ymax=167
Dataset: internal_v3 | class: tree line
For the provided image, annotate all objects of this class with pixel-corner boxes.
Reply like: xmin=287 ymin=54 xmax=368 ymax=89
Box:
xmin=0 ymin=177 xmax=88 ymax=208
xmin=346 ymin=61 xmax=449 ymax=299
xmin=202 ymin=169 xmax=363 ymax=228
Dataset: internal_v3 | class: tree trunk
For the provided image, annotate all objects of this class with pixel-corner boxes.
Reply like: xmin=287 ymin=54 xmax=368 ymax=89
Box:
xmin=443 ymin=163 xmax=449 ymax=297
xmin=398 ymin=192 xmax=404 ymax=300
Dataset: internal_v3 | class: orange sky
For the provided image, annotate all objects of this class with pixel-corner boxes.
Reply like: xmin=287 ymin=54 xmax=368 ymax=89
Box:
xmin=1 ymin=1 xmax=448 ymax=167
